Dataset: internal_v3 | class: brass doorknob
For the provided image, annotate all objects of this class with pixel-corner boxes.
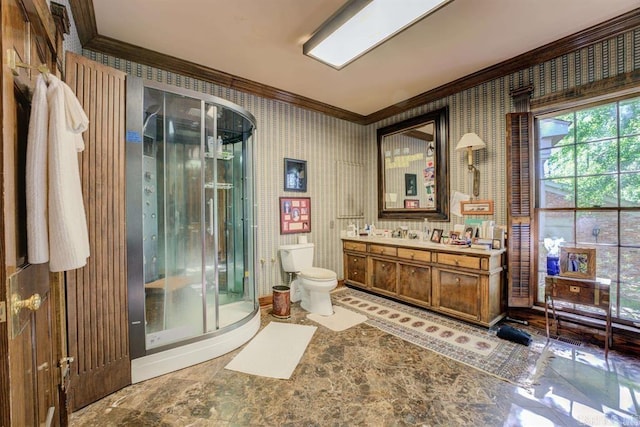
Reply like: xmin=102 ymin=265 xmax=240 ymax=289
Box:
xmin=12 ymin=293 xmax=41 ymax=315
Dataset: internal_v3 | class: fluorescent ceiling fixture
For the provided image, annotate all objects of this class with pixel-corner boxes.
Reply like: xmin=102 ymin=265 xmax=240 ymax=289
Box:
xmin=304 ymin=0 xmax=452 ymax=69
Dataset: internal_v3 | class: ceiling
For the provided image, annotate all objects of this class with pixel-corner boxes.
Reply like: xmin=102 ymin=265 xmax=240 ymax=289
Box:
xmin=81 ymin=0 xmax=639 ymax=121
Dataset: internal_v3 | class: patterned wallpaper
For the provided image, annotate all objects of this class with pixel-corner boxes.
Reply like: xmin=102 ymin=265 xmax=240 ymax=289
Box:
xmin=72 ymin=24 xmax=639 ymax=298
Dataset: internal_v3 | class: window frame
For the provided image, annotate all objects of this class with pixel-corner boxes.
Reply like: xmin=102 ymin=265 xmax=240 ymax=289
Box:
xmin=533 ymin=92 xmax=640 ymax=326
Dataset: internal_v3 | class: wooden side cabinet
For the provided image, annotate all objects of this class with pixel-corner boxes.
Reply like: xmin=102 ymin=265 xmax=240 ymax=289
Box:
xmin=544 ymin=276 xmax=612 ymax=356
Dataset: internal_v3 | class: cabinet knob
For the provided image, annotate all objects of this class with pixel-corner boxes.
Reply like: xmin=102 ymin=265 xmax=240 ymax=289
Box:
xmin=455 ymin=277 xmax=460 ymax=284
xmin=410 ymin=252 xmax=415 ymax=259
xmin=353 ymin=258 xmax=358 ymax=262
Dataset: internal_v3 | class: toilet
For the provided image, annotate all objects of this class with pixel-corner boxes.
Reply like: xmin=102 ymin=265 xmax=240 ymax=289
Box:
xmin=279 ymin=243 xmax=337 ymax=316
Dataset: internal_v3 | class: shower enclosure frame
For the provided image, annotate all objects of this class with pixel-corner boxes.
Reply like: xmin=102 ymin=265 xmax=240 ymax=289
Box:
xmin=126 ymin=77 xmax=260 ymax=382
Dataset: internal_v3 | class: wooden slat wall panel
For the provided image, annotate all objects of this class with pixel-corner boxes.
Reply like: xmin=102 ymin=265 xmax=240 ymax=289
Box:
xmin=506 ymin=112 xmax=534 ymax=307
xmin=64 ymin=51 xmax=130 ymax=410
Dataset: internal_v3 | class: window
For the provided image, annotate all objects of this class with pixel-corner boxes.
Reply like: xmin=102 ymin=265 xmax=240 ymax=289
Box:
xmin=535 ymin=95 xmax=640 ymax=324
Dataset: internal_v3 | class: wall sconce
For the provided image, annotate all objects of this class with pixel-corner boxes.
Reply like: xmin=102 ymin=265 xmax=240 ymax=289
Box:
xmin=455 ymin=132 xmax=486 ymax=197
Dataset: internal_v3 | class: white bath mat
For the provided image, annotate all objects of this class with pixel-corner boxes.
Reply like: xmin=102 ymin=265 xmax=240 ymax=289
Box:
xmin=306 ymin=305 xmax=367 ymax=332
xmin=224 ymin=322 xmax=316 ymax=379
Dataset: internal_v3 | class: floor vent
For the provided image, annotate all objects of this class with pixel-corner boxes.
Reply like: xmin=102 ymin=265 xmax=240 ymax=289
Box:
xmin=535 ymin=331 xmax=584 ymax=347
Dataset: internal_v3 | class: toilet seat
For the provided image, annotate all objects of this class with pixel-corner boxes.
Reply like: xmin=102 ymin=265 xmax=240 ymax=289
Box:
xmin=299 ymin=267 xmax=337 ymax=281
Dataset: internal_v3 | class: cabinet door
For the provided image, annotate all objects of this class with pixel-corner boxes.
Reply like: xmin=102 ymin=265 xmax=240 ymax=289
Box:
xmin=398 ymin=263 xmax=431 ymax=306
xmin=370 ymin=257 xmax=397 ymax=294
xmin=344 ymin=253 xmax=367 ymax=287
xmin=435 ymin=268 xmax=480 ymax=321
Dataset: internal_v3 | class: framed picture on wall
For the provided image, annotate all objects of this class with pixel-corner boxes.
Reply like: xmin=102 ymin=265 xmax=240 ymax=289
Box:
xmin=280 ymin=197 xmax=311 ymax=234
xmin=405 ymin=173 xmax=417 ymax=196
xmin=461 ymin=200 xmax=494 ymax=215
xmin=404 ymin=199 xmax=419 ymax=208
xmin=284 ymin=158 xmax=307 ymax=192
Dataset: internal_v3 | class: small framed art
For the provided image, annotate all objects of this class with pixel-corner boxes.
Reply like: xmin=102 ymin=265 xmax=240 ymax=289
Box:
xmin=280 ymin=197 xmax=311 ymax=234
xmin=405 ymin=173 xmax=417 ymax=196
xmin=460 ymin=200 xmax=494 ymax=215
xmin=404 ymin=199 xmax=419 ymax=209
xmin=492 ymin=239 xmax=502 ymax=250
xmin=284 ymin=158 xmax=307 ymax=192
xmin=559 ymin=247 xmax=596 ymax=279
xmin=430 ymin=229 xmax=443 ymax=243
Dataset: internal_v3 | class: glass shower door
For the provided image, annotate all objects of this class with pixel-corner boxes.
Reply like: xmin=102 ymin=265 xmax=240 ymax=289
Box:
xmin=143 ymin=88 xmax=205 ymax=349
xmin=127 ymin=77 xmax=258 ymax=376
xmin=204 ymin=104 xmax=254 ymax=332
xmin=137 ymin=86 xmax=256 ymax=352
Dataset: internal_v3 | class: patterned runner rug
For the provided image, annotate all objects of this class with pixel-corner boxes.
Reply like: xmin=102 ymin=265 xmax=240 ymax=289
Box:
xmin=333 ymin=288 xmax=550 ymax=387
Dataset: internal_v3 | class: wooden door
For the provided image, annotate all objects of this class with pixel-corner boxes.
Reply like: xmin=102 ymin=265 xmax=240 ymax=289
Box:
xmin=1 ymin=1 xmax=66 ymax=425
xmin=63 ymin=51 xmax=130 ymax=410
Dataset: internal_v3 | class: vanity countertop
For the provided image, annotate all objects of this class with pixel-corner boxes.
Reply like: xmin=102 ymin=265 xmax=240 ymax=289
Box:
xmin=341 ymin=236 xmax=506 ymax=256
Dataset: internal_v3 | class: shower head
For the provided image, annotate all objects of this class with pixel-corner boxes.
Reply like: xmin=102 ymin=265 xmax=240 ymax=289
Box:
xmin=143 ymin=104 xmax=161 ymax=133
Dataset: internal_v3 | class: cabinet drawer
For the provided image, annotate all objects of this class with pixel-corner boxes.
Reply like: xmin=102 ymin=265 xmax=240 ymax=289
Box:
xmin=546 ymin=278 xmax=609 ymax=307
xmin=398 ymin=248 xmax=430 ymax=263
xmin=346 ymin=255 xmax=366 ymax=279
xmin=369 ymin=244 xmax=397 ymax=257
xmin=436 ymin=253 xmax=481 ymax=270
xmin=344 ymin=241 xmax=366 ymax=252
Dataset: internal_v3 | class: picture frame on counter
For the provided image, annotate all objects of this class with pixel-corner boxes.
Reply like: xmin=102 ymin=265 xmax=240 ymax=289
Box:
xmin=492 ymin=239 xmax=502 ymax=250
xmin=559 ymin=247 xmax=596 ymax=279
xmin=430 ymin=229 xmax=443 ymax=243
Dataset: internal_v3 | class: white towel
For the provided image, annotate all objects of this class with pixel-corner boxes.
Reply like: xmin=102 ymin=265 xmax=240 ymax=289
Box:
xmin=46 ymin=75 xmax=90 ymax=272
xmin=26 ymin=74 xmax=91 ymax=272
xmin=26 ymin=75 xmax=50 ymax=264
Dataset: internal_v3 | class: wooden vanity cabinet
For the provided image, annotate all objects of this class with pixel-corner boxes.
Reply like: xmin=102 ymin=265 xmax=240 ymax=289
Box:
xmin=398 ymin=262 xmax=431 ymax=306
xmin=370 ymin=257 xmax=397 ymax=295
xmin=343 ymin=241 xmax=367 ymax=288
xmin=342 ymin=238 xmax=505 ymax=327
xmin=433 ymin=268 xmax=480 ymax=322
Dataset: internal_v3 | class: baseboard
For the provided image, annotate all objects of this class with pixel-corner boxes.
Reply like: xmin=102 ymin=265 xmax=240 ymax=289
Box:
xmin=258 ymin=280 xmax=345 ymax=307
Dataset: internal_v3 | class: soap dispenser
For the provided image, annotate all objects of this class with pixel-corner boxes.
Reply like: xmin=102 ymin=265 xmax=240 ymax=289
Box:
xmin=423 ymin=218 xmax=430 ymax=241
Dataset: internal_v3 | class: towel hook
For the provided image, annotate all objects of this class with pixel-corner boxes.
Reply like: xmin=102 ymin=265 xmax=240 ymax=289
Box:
xmin=6 ymin=49 xmax=50 ymax=77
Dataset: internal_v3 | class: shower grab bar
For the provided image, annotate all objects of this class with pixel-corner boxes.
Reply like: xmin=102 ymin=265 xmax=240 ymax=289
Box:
xmin=208 ymin=198 xmax=214 ymax=236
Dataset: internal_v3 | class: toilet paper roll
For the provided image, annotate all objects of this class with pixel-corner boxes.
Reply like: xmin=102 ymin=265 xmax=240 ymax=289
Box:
xmin=298 ymin=236 xmax=308 ymax=244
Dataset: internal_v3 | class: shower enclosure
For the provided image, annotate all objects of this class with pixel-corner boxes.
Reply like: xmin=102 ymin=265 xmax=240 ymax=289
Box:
xmin=126 ymin=78 xmax=259 ymax=382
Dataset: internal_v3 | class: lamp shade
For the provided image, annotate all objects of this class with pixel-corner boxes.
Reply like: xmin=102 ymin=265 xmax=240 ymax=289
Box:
xmin=455 ymin=132 xmax=486 ymax=151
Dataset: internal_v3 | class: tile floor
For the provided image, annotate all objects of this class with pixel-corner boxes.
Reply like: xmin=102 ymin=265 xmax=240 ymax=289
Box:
xmin=70 ymin=297 xmax=640 ymax=426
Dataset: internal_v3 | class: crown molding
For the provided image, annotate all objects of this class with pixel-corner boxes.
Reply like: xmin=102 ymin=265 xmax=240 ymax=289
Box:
xmin=68 ymin=2 xmax=640 ymax=126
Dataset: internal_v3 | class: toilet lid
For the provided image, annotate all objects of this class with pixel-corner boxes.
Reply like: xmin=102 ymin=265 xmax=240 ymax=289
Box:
xmin=299 ymin=267 xmax=337 ymax=281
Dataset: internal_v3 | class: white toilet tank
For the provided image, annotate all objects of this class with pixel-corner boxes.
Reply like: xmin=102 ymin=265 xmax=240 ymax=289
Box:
xmin=280 ymin=243 xmax=314 ymax=272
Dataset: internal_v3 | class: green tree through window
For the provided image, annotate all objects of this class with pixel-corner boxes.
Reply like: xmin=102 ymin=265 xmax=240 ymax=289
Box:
xmin=536 ymin=95 xmax=640 ymax=323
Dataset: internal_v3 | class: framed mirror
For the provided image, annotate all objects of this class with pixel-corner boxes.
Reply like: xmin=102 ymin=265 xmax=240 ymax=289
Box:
xmin=377 ymin=107 xmax=449 ymax=220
